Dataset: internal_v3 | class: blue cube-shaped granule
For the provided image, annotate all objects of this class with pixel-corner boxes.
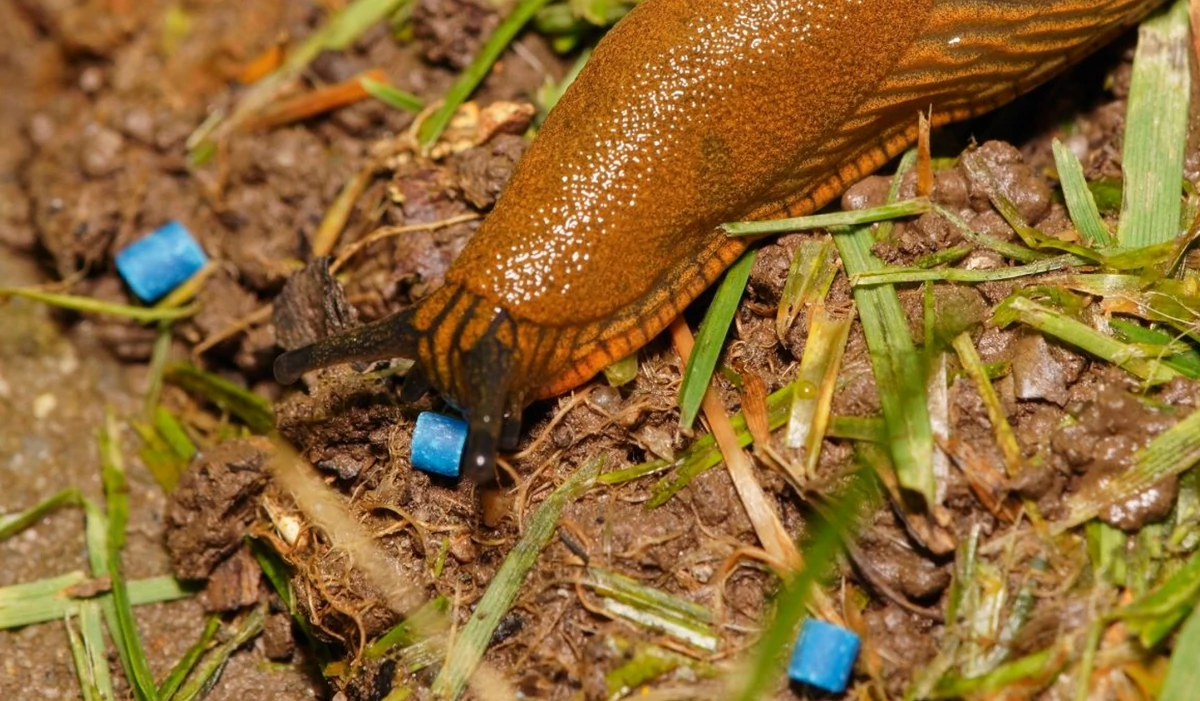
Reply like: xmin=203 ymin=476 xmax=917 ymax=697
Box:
xmin=411 ymin=412 xmax=468 ymax=478
xmin=115 ymin=221 xmax=208 ymax=303
xmin=788 ymin=618 xmax=861 ymax=694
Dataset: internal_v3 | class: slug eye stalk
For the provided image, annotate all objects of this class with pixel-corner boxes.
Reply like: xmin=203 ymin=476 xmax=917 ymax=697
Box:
xmin=273 ymin=303 xmax=524 ymax=484
xmin=273 ymin=308 xmax=420 ymax=385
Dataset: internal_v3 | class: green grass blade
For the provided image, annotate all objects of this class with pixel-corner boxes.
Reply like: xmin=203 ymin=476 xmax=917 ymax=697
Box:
xmin=775 ymin=238 xmax=837 ymax=341
xmin=1117 ymin=0 xmax=1190 ymax=248
xmin=99 ymin=412 xmax=158 ymax=701
xmin=993 ymin=295 xmax=1178 ymax=385
xmin=834 ymin=152 xmax=935 ymax=504
xmin=157 ymin=617 xmax=221 ymax=701
xmin=1109 ymin=319 xmax=1200 ymax=379
xmin=165 ymin=363 xmax=274 ymax=433
xmin=960 ymin=155 xmax=1104 ymax=262
xmin=360 ymin=76 xmax=423 ymax=113
xmin=431 ymin=456 xmax=601 ymax=700
xmin=851 ymin=253 xmax=1084 ymax=286
xmin=172 ymin=607 xmax=266 ymax=701
xmin=1118 ymin=549 xmax=1200 ymax=648
xmin=1159 ymin=603 xmax=1200 ymax=701
xmin=588 ymin=568 xmax=717 ymax=651
xmin=951 ymin=333 xmax=1022 ymax=477
xmin=0 ymin=488 xmax=83 ymax=540
xmin=930 ymin=204 xmax=1046 ymax=264
xmin=1056 ymin=399 xmax=1200 ymax=531
xmin=722 ymin=198 xmax=930 ymax=237
xmin=678 ymin=250 xmax=757 ymax=429
xmin=729 ymin=470 xmax=871 ymax=701
xmin=0 ymin=572 xmax=87 ymax=629
xmin=0 ymin=287 xmax=197 ymax=323
xmin=66 ymin=609 xmax=108 ymax=701
xmin=1051 ymin=139 xmax=1113 ymax=247
xmin=417 ymin=0 xmax=554 ymax=148
xmin=81 ymin=601 xmax=115 ymax=701
xmin=0 ymin=573 xmax=193 ymax=630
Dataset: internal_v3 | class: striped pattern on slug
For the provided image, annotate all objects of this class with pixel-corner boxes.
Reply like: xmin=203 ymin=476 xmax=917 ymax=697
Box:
xmin=276 ymin=0 xmax=1169 ymax=481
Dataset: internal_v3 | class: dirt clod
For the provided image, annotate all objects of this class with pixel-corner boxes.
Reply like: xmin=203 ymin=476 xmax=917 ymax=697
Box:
xmin=166 ymin=437 xmax=273 ymax=580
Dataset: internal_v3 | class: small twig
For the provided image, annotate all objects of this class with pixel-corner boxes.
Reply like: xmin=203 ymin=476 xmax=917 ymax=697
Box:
xmin=329 ymin=213 xmax=482 ymax=274
xmin=191 ymin=303 xmax=273 ymax=357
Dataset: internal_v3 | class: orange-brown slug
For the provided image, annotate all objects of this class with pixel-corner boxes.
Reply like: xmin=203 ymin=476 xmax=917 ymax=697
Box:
xmin=276 ymin=0 xmax=1168 ymax=481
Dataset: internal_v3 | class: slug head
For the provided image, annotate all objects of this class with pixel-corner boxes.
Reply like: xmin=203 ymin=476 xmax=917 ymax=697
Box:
xmin=273 ymin=295 xmax=524 ymax=483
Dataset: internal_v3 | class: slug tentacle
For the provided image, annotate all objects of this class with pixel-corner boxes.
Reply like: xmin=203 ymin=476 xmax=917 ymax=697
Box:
xmin=273 ymin=307 xmax=421 ymax=385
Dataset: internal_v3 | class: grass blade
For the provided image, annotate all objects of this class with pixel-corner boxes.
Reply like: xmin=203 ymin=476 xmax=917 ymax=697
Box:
xmin=0 ymin=488 xmax=83 ymax=540
xmin=1117 ymin=0 xmax=1190 ymax=248
xmin=851 ymin=253 xmax=1084 ymax=286
xmin=678 ymin=251 xmax=757 ymax=429
xmin=165 ymin=363 xmax=274 ymax=433
xmin=784 ymin=304 xmax=853 ymax=481
xmin=157 ymin=617 xmax=221 ymax=700
xmin=1056 ymin=400 xmax=1200 ymax=530
xmin=775 ymin=238 xmax=838 ymax=341
xmin=728 ymin=470 xmax=871 ymax=701
xmin=951 ymin=333 xmax=1022 ymax=477
xmin=431 ymin=456 xmax=601 ymax=699
xmin=993 ymin=295 xmax=1178 ymax=385
xmin=834 ymin=152 xmax=935 ymax=504
xmin=99 ymin=412 xmax=159 ymax=701
xmin=0 ymin=287 xmax=197 ymax=323
xmin=588 ymin=568 xmax=717 ymax=651
xmin=172 ymin=607 xmax=266 ymax=701
xmin=723 ymin=198 xmax=930 ymax=236
xmin=417 ymin=0 xmax=554 ymax=148
xmin=360 ymin=76 xmax=423 ymax=113
xmin=1051 ymin=139 xmax=1113 ymax=247
xmin=1159 ymin=603 xmax=1200 ymax=701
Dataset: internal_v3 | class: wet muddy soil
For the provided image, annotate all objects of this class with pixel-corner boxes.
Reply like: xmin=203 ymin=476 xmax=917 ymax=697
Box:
xmin=2 ymin=2 xmax=1198 ymax=700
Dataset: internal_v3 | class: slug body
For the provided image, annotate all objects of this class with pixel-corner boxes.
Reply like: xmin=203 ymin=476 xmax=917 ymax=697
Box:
xmin=277 ymin=0 xmax=1167 ymax=481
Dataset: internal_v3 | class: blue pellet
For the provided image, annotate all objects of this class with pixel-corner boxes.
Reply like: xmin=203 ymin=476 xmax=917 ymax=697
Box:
xmin=115 ymin=221 xmax=208 ymax=303
xmin=788 ymin=618 xmax=861 ymax=694
xmin=411 ymin=412 xmax=467 ymax=478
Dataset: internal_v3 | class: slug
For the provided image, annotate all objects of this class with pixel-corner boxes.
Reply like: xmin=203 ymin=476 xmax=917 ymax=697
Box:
xmin=276 ymin=0 xmax=1168 ymax=481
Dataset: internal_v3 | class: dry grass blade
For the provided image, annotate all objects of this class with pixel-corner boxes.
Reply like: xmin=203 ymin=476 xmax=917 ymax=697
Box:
xmin=784 ymin=303 xmax=854 ymax=481
xmin=669 ymin=319 xmax=799 ymax=571
xmin=243 ymin=68 xmax=387 ymax=131
xmin=330 ymin=213 xmax=481 ymax=273
xmin=951 ymin=332 xmax=1022 ymax=477
xmin=195 ymin=0 xmax=407 ymax=144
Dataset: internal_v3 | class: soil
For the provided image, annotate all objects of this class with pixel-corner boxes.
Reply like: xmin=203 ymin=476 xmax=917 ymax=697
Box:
xmin=1 ymin=2 xmax=1197 ymax=701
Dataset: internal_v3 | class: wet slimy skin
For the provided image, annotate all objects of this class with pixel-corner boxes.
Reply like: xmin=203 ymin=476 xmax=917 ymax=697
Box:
xmin=276 ymin=0 xmax=1167 ymax=481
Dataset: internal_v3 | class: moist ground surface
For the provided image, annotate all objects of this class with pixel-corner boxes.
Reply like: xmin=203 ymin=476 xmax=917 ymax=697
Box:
xmin=1 ymin=2 xmax=1196 ymax=700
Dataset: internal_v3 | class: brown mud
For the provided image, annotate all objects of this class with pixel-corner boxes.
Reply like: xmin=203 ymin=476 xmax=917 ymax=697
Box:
xmin=1 ymin=2 xmax=1197 ymax=700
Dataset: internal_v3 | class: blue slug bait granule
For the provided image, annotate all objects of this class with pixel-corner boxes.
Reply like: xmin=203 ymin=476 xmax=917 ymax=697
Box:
xmin=788 ymin=618 xmax=861 ymax=693
xmin=411 ymin=412 xmax=468 ymax=478
xmin=115 ymin=221 xmax=208 ymax=303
